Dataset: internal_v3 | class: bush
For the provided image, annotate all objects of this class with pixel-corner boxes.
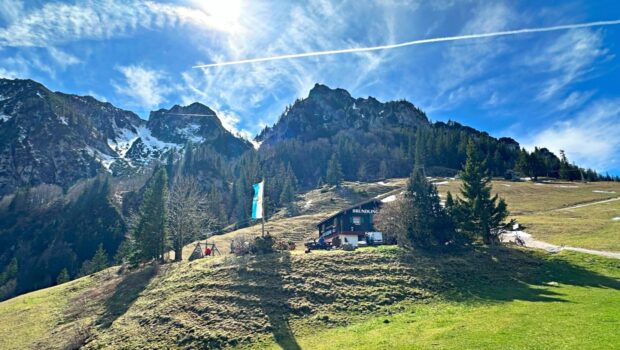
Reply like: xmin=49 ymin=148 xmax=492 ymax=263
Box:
xmin=230 ymin=235 xmax=253 ymax=256
xmin=231 ymin=235 xmax=276 ymax=256
xmin=251 ymin=235 xmax=275 ymax=255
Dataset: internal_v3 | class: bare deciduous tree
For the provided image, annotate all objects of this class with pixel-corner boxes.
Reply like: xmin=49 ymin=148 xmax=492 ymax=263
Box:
xmin=375 ymin=199 xmax=410 ymax=246
xmin=168 ymin=176 xmax=213 ymax=261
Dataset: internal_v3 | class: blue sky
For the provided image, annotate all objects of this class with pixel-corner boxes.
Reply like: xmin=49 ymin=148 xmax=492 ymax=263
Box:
xmin=1 ymin=0 xmax=620 ymax=175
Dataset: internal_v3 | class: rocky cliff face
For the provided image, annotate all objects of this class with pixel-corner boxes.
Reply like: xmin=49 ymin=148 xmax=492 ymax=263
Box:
xmin=147 ymin=103 xmax=252 ymax=158
xmin=256 ymin=83 xmax=429 ymax=145
xmin=0 ymin=78 xmax=251 ymax=195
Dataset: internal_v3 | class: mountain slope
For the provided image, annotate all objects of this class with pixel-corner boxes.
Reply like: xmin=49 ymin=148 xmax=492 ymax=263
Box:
xmin=0 ymin=79 xmax=141 ymax=195
xmin=148 ymin=103 xmax=252 ymax=158
xmin=0 ymin=79 xmax=252 ymax=195
xmin=257 ymin=83 xmax=429 ymax=145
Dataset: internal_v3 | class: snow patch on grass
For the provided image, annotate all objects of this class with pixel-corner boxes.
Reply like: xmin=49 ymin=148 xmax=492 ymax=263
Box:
xmin=593 ymin=190 xmax=616 ymax=194
xmin=381 ymin=195 xmax=396 ymax=203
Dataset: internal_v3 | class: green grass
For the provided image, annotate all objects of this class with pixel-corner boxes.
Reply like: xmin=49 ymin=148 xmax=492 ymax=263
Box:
xmin=0 ymin=275 xmax=94 ymax=349
xmin=80 ymin=246 xmax=620 ymax=349
xmin=516 ymin=198 xmax=620 ymax=251
xmin=273 ymin=251 xmax=620 ymax=350
xmin=438 ymin=179 xmax=620 ymax=214
xmin=437 ymin=179 xmax=620 ymax=251
xmin=2 ymin=178 xmax=620 ymax=349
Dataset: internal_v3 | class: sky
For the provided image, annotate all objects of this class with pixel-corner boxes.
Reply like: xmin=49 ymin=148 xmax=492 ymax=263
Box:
xmin=1 ymin=0 xmax=620 ymax=175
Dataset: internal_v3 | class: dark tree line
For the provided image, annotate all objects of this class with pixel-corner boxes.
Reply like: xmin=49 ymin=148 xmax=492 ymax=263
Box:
xmin=0 ymin=176 xmax=123 ymax=299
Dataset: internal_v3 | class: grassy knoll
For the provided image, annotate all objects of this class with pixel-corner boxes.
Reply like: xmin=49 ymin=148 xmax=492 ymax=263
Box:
xmin=266 ymin=251 xmax=620 ymax=350
xmin=2 ymin=177 xmax=619 ymax=349
xmin=1 ymin=246 xmax=618 ymax=349
xmin=84 ymin=247 xmax=618 ymax=349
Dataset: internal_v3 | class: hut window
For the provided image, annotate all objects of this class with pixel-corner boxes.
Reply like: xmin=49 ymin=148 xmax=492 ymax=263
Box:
xmin=352 ymin=216 xmax=361 ymax=225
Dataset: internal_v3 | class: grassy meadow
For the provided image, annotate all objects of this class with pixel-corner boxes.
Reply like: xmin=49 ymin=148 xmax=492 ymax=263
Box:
xmin=435 ymin=179 xmax=620 ymax=251
xmin=0 ymin=177 xmax=619 ymax=349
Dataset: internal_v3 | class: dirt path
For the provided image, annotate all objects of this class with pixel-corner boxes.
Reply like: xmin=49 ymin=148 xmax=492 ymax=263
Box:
xmin=554 ymin=196 xmax=620 ymax=211
xmin=501 ymin=231 xmax=620 ymax=260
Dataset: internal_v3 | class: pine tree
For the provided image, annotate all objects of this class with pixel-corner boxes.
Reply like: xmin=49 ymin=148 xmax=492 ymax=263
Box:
xmin=402 ymin=170 xmax=454 ymax=248
xmin=90 ymin=244 xmax=109 ymax=272
xmin=453 ymin=141 xmax=508 ymax=244
xmin=379 ymin=160 xmax=388 ymax=179
xmin=326 ymin=154 xmax=343 ymax=187
xmin=559 ymin=150 xmax=570 ymax=180
xmin=357 ymin=162 xmax=369 ymax=181
xmin=279 ymin=176 xmax=295 ymax=205
xmin=414 ymin=128 xmax=426 ymax=172
xmin=515 ymin=149 xmax=531 ymax=179
xmin=56 ymin=268 xmax=70 ymax=285
xmin=133 ymin=167 xmax=169 ymax=261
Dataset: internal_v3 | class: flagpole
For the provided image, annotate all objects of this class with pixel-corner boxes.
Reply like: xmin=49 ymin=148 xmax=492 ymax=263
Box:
xmin=261 ymin=178 xmax=265 ymax=237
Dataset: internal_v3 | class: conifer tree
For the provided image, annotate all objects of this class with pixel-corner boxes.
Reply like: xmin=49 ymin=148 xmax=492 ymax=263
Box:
xmin=90 ymin=243 xmax=109 ymax=272
xmin=326 ymin=154 xmax=343 ymax=187
xmin=414 ymin=128 xmax=426 ymax=171
xmin=453 ymin=141 xmax=508 ymax=244
xmin=402 ymin=170 xmax=454 ymax=248
xmin=279 ymin=176 xmax=295 ymax=205
xmin=559 ymin=150 xmax=571 ymax=180
xmin=56 ymin=268 xmax=70 ymax=285
xmin=379 ymin=160 xmax=389 ymax=179
xmin=133 ymin=167 xmax=169 ymax=261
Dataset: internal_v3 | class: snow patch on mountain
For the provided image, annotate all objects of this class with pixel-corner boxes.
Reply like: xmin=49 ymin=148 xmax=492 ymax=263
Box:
xmin=177 ymin=124 xmax=205 ymax=143
xmin=0 ymin=113 xmax=11 ymax=122
xmin=137 ymin=125 xmax=179 ymax=150
xmin=108 ymin=127 xmax=140 ymax=158
xmin=250 ymin=139 xmax=262 ymax=150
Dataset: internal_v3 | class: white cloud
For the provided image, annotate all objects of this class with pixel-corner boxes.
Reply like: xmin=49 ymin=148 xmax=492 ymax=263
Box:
xmin=113 ymin=65 xmax=168 ymax=109
xmin=532 ymin=29 xmax=609 ymax=101
xmin=428 ymin=2 xmax=513 ymax=111
xmin=557 ymin=90 xmax=595 ymax=110
xmin=0 ymin=0 xmax=23 ymax=25
xmin=47 ymin=47 xmax=81 ymax=68
xmin=0 ymin=67 xmax=19 ymax=79
xmin=0 ymin=0 xmax=233 ymax=48
xmin=525 ymin=99 xmax=620 ymax=171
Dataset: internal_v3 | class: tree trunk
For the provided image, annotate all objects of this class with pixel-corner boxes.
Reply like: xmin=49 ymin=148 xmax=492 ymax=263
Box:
xmin=175 ymin=246 xmax=182 ymax=261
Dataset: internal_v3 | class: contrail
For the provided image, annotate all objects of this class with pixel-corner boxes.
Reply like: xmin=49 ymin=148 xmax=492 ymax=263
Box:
xmin=164 ymin=113 xmax=216 ymax=116
xmin=193 ymin=19 xmax=620 ymax=69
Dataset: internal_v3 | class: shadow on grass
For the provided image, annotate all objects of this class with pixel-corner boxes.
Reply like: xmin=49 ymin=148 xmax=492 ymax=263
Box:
xmin=232 ymin=253 xmax=301 ymax=350
xmin=97 ymin=264 xmax=159 ymax=329
xmin=394 ymin=246 xmax=620 ymax=303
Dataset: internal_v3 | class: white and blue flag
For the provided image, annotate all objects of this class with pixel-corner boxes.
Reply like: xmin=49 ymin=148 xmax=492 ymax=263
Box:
xmin=251 ymin=181 xmax=264 ymax=219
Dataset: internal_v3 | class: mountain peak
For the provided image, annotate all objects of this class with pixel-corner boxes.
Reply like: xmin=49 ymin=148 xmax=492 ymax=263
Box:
xmin=258 ymin=85 xmax=428 ymax=146
xmin=308 ymin=83 xmax=352 ymax=100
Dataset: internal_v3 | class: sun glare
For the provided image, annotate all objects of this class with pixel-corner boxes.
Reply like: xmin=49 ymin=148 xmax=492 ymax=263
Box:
xmin=192 ymin=0 xmax=243 ymax=32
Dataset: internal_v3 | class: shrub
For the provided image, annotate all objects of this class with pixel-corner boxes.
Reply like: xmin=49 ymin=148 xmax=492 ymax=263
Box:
xmin=251 ymin=235 xmax=275 ymax=255
xmin=230 ymin=235 xmax=253 ymax=255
